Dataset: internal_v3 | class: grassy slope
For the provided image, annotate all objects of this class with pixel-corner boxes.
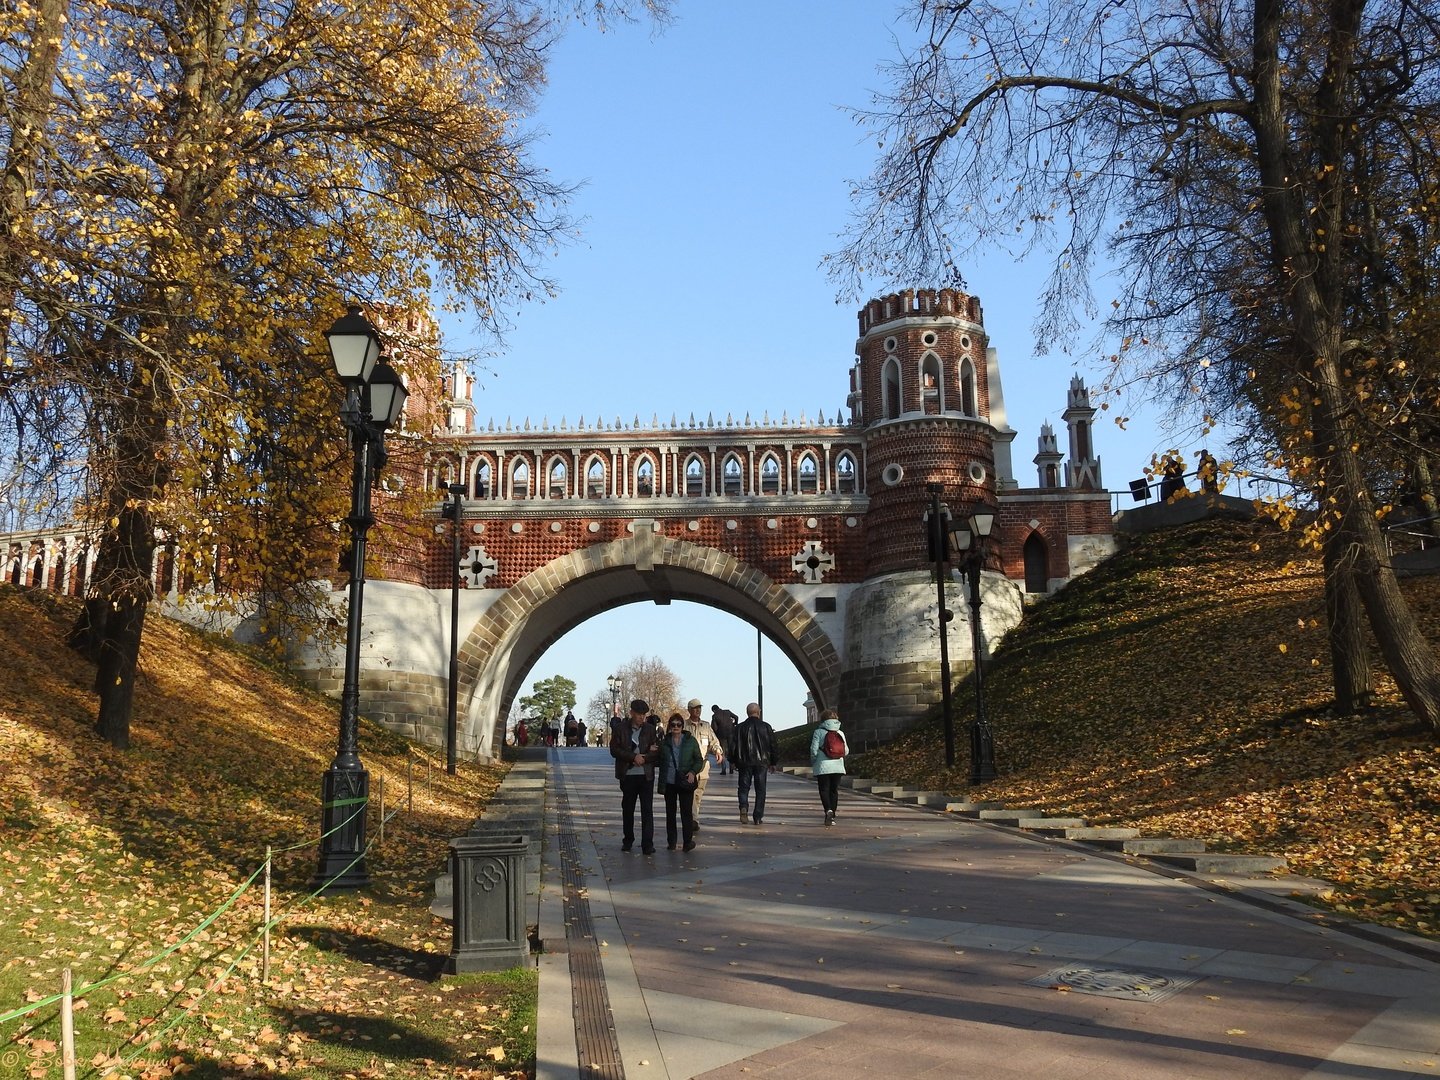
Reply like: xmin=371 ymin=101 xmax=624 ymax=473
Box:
xmin=831 ymin=516 xmax=1440 ymax=938
xmin=0 ymin=586 xmax=531 ymax=1079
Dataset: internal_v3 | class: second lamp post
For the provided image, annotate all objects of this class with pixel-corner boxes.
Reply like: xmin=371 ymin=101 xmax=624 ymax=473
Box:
xmin=950 ymin=507 xmax=999 ymax=784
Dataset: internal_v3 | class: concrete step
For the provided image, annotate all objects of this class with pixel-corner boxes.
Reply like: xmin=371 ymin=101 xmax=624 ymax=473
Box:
xmin=944 ymin=801 xmax=1007 ymax=816
xmin=1015 ymin=817 xmax=1089 ymax=832
xmin=1149 ymin=853 xmax=1289 ymax=875
xmin=867 ymin=784 xmax=910 ymax=797
xmin=976 ymin=809 xmax=1045 ymax=824
xmin=783 ymin=766 xmax=813 ymax=777
xmin=1084 ymin=837 xmax=1208 ymax=854
xmin=890 ymin=791 xmax=946 ymax=805
xmin=1046 ymin=826 xmax=1141 ymax=841
xmin=841 ymin=777 xmax=879 ymax=791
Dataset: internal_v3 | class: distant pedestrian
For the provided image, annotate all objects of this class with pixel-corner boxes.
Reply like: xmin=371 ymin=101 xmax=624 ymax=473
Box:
xmin=514 ymin=718 xmax=529 ymax=747
xmin=728 ymin=702 xmax=777 ymax=826
xmin=564 ymin=711 xmax=579 ymax=747
xmin=659 ymin=712 xmax=703 ymax=851
xmin=576 ymin=717 xmax=588 ymax=747
xmin=1196 ymin=449 xmax=1219 ymax=494
xmin=1159 ymin=453 xmax=1187 ymax=501
xmin=609 ymin=699 xmax=659 ymax=854
xmin=682 ymin=698 xmax=723 ymax=822
xmin=809 ymin=709 xmax=848 ymax=826
xmin=711 ymin=705 xmax=738 ymax=774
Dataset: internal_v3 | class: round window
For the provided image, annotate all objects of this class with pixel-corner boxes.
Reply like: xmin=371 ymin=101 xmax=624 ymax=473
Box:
xmin=922 ymin=331 xmax=937 ymax=346
xmin=881 ymin=463 xmax=905 ymax=487
xmin=884 ymin=336 xmax=898 ymax=353
xmin=968 ymin=461 xmax=988 ymax=484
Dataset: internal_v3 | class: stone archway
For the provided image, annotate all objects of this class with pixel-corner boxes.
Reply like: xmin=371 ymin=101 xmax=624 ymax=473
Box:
xmin=456 ymin=528 xmax=843 ymax=756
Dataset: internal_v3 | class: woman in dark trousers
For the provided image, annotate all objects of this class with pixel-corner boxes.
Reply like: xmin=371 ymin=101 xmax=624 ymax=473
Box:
xmin=658 ymin=712 xmax=704 ymax=851
xmin=808 ymin=709 xmax=848 ymax=826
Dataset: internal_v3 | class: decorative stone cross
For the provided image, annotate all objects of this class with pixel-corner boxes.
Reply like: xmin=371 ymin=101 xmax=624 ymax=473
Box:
xmin=791 ymin=540 xmax=835 ymax=584
xmin=459 ymin=545 xmax=497 ymax=588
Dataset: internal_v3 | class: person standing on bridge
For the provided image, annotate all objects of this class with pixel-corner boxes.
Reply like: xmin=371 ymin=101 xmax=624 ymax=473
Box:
xmin=610 ymin=699 xmax=660 ymax=854
xmin=729 ymin=702 xmax=777 ymax=826
xmin=683 ymin=698 xmax=723 ymax=824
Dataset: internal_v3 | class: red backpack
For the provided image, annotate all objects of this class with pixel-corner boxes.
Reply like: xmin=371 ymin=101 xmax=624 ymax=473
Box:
xmin=821 ymin=729 xmax=846 ymax=759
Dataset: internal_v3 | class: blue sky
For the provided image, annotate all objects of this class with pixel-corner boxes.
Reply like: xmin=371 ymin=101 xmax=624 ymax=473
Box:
xmin=439 ymin=2 xmax=1207 ymax=730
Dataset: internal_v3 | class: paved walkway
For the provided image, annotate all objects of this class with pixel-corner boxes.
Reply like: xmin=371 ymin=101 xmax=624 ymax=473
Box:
xmin=534 ymin=747 xmax=1440 ymax=1079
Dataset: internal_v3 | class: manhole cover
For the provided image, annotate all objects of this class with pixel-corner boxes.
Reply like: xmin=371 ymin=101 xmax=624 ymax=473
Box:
xmin=1025 ymin=965 xmax=1199 ymax=1003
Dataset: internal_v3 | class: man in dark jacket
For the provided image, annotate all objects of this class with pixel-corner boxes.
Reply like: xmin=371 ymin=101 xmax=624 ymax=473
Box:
xmin=711 ymin=705 xmax=738 ymax=774
xmin=610 ymin=699 xmax=660 ymax=854
xmin=728 ymin=702 xmax=777 ymax=826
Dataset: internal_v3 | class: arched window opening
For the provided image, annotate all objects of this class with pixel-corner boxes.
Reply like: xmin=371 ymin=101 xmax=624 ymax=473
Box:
xmin=883 ymin=358 xmax=903 ymax=419
xmin=722 ymin=454 xmax=743 ymax=495
xmin=636 ymin=458 xmax=655 ymax=497
xmin=548 ymin=459 xmax=567 ymax=498
xmin=685 ymin=456 xmax=705 ymax=496
xmin=511 ymin=460 xmax=530 ymax=499
xmin=922 ymin=353 xmax=943 ymax=415
xmin=798 ymin=453 xmax=818 ymax=494
xmin=1023 ymin=533 xmax=1049 ymax=594
xmin=836 ymin=452 xmax=858 ymax=494
xmin=475 ymin=461 xmax=491 ymax=498
xmin=586 ymin=458 xmax=606 ymax=497
xmin=29 ymin=556 xmax=43 ymax=587
xmin=760 ymin=455 xmax=780 ymax=495
xmin=960 ymin=357 xmax=978 ymax=417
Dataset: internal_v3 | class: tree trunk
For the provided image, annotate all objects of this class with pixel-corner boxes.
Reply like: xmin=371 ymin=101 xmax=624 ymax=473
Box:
xmin=1323 ymin=534 xmax=1374 ymax=712
xmin=1412 ymin=449 xmax=1440 ymax=541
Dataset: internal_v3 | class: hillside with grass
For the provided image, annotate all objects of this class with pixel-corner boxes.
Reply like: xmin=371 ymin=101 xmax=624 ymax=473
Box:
xmin=837 ymin=516 xmax=1440 ymax=939
xmin=0 ymin=586 xmax=530 ymax=1079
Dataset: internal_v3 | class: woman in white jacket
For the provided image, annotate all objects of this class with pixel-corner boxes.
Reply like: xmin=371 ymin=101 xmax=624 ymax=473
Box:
xmin=808 ymin=709 xmax=848 ymax=826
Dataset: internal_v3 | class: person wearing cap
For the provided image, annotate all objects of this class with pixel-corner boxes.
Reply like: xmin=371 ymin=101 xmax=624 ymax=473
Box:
xmin=659 ymin=712 xmax=704 ymax=851
xmin=609 ymin=698 xmax=660 ymax=854
xmin=682 ymin=698 xmax=723 ymax=823
xmin=728 ymin=702 xmax=778 ymax=826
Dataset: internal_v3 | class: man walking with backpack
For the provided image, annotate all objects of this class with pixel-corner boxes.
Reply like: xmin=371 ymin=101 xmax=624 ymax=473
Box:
xmin=728 ymin=702 xmax=777 ymax=826
xmin=809 ymin=709 xmax=848 ymax=826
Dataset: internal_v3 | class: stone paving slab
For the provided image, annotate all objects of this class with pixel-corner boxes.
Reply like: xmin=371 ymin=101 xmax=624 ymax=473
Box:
xmin=537 ymin=750 xmax=1440 ymax=1080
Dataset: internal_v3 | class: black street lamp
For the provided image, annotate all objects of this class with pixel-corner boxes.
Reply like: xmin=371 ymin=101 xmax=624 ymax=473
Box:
xmin=313 ymin=304 xmax=408 ymax=892
xmin=951 ymin=507 xmax=999 ymax=784
xmin=442 ymin=482 xmax=467 ymax=774
xmin=607 ymin=673 xmax=621 ymax=718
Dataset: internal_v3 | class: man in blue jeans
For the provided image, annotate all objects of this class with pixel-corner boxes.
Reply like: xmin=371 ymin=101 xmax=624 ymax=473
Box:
xmin=728 ymin=702 xmax=777 ymax=825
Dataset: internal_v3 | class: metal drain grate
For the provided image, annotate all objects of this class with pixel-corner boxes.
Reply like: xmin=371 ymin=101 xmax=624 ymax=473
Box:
xmin=556 ymin=783 xmax=625 ymax=1078
xmin=1025 ymin=965 xmax=1199 ymax=1003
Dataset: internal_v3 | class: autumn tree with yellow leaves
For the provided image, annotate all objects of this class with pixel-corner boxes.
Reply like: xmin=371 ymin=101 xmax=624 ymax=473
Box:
xmin=0 ymin=0 xmax=664 ymax=748
xmin=832 ymin=0 xmax=1440 ymax=732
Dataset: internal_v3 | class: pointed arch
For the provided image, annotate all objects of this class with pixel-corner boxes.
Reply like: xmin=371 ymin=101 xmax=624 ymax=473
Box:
xmin=921 ymin=351 xmax=944 ymax=414
xmin=584 ymin=455 xmax=607 ymax=498
xmin=959 ymin=357 xmax=978 ymax=417
xmin=760 ymin=453 xmax=781 ymax=494
xmin=1023 ymin=531 xmax=1050 ymax=594
xmin=547 ymin=457 xmax=568 ymax=498
xmin=634 ymin=455 xmax=656 ymax=497
xmin=509 ymin=458 xmax=531 ymax=499
xmin=882 ymin=357 xmax=903 ymax=419
xmin=797 ymin=452 xmax=819 ymax=494
xmin=684 ymin=454 xmax=705 ymax=496
xmin=474 ymin=458 xmax=493 ymax=498
xmin=835 ymin=451 xmax=858 ymax=494
xmin=722 ymin=453 xmax=744 ymax=495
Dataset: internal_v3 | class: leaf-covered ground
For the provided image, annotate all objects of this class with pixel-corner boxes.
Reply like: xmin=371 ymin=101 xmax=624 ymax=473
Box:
xmin=0 ymin=585 xmax=531 ymax=1079
xmin=841 ymin=516 xmax=1440 ymax=939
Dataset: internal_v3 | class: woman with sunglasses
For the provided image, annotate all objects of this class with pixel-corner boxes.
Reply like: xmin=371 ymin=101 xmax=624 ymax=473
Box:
xmin=659 ymin=711 xmax=704 ymax=852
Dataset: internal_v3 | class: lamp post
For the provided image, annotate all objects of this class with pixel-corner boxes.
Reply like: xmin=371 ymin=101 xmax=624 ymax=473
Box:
xmin=313 ymin=304 xmax=408 ymax=892
xmin=443 ymin=482 xmax=466 ymax=774
xmin=950 ymin=507 xmax=999 ymax=785
xmin=607 ymin=673 xmax=621 ymax=718
xmin=925 ymin=484 xmax=958 ymax=767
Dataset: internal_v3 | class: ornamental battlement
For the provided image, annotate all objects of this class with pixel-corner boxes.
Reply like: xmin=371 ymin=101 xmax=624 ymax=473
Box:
xmin=857 ymin=288 xmax=983 ymax=335
xmin=461 ymin=406 xmax=857 ymax=436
